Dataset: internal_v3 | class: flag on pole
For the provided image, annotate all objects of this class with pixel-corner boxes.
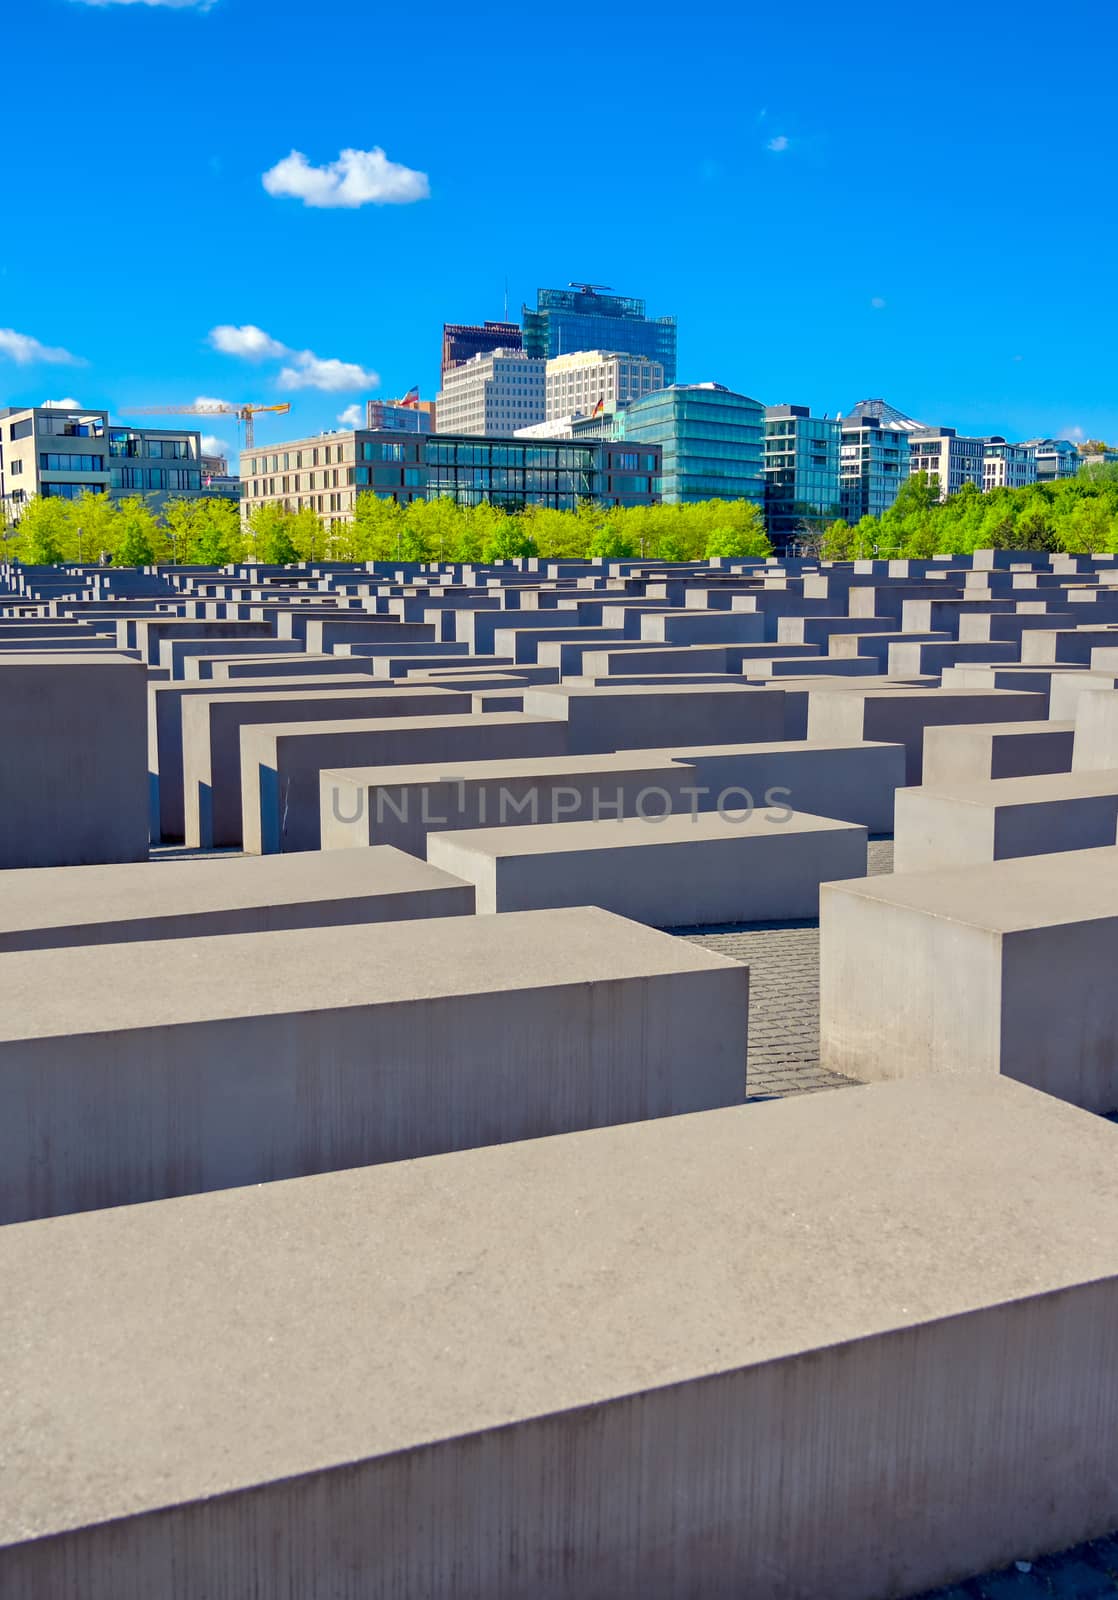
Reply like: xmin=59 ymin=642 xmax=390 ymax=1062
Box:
xmin=399 ymin=386 xmax=420 ymax=408
xmin=590 ymin=396 xmax=605 ymax=418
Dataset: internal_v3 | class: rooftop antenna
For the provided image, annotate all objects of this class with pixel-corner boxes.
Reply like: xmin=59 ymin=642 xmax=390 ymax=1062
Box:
xmin=503 ymin=276 xmax=509 ymax=322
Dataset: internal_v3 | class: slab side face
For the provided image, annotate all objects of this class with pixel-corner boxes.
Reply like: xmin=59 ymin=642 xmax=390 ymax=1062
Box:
xmin=2 ymin=1080 xmax=1118 ymax=1597
xmin=0 ymin=906 xmax=747 ymax=1222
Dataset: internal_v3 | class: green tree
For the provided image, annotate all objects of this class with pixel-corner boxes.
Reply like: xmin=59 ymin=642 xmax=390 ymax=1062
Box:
xmin=482 ymin=521 xmax=537 ymax=561
xmin=13 ymin=496 xmax=71 ymax=564
xmin=113 ymin=498 xmax=160 ymax=566
xmin=248 ymin=503 xmax=298 ymax=564
xmin=705 ymin=501 xmax=770 ymax=560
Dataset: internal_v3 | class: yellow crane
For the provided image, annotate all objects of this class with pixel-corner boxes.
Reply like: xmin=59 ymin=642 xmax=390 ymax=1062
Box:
xmin=122 ymin=401 xmax=291 ymax=449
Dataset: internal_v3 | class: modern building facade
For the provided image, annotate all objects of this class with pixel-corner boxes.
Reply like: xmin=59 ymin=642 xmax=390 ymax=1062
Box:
xmin=522 ymin=285 xmax=677 ymax=384
xmin=365 ymin=400 xmax=434 ymax=435
xmin=544 ymin=350 xmax=664 ymax=422
xmin=983 ymin=438 xmax=1037 ymax=491
xmin=0 ymin=406 xmax=229 ymax=518
xmin=839 ymin=415 xmax=912 ymax=520
xmin=1023 ymin=439 xmax=1081 ymax=481
xmin=441 ymin=320 xmax=523 ymax=382
xmin=908 ymin=427 xmax=986 ymax=499
xmin=763 ymin=404 xmax=842 ymax=548
xmin=435 ymin=350 xmax=546 ymax=437
xmin=239 ymin=430 xmax=661 ymax=525
xmin=617 ymin=384 xmax=765 ymax=505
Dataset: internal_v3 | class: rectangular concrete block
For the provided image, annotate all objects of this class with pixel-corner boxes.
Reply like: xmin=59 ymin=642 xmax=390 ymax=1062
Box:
xmin=922 ymin=720 xmax=1075 ymax=786
xmin=1072 ymin=688 xmax=1118 ymax=772
xmin=806 ymin=688 xmax=1048 ymax=783
xmin=3 ymin=1076 xmax=1118 ymax=1598
xmin=0 ymin=905 xmax=747 ymax=1226
xmin=0 ymin=846 xmax=474 ymax=951
xmin=0 ymin=653 xmax=148 ymax=867
xmin=427 ymin=808 xmax=867 ymax=923
xmin=243 ymin=712 xmax=572 ymax=853
xmin=181 ymin=686 xmax=471 ymax=849
xmin=522 ymin=683 xmax=786 ymax=754
xmin=820 ymin=847 xmax=1118 ymax=1111
xmin=893 ymin=770 xmax=1118 ymax=872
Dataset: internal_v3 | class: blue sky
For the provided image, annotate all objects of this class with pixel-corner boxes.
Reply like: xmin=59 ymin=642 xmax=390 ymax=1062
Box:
xmin=3 ymin=0 xmax=1116 ymax=459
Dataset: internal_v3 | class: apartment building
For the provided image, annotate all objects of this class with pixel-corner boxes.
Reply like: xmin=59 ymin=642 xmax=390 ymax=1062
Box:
xmin=544 ymin=350 xmax=664 ymax=423
xmin=983 ymin=438 xmax=1037 ymax=491
xmin=907 ymin=427 xmax=985 ymax=499
xmin=840 ymin=415 xmax=911 ymax=520
xmin=0 ymin=406 xmax=225 ymax=518
xmin=763 ymin=404 xmax=842 ymax=548
xmin=1023 ymin=439 xmax=1081 ymax=481
xmin=434 ymin=350 xmax=546 ymax=437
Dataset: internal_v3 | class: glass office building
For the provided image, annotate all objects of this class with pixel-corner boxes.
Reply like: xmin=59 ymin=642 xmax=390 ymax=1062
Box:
xmin=617 ymin=384 xmax=765 ymax=505
xmin=840 ymin=416 xmax=911 ymax=520
xmin=763 ymin=405 xmax=842 ymax=549
xmin=522 ymin=286 xmax=677 ymax=385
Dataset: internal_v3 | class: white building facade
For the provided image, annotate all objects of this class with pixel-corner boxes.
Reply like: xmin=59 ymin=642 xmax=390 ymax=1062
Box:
xmin=544 ymin=350 xmax=664 ymax=423
xmin=908 ymin=427 xmax=986 ymax=499
xmin=434 ymin=349 xmax=545 ymax=437
xmin=983 ymin=438 xmax=1037 ymax=491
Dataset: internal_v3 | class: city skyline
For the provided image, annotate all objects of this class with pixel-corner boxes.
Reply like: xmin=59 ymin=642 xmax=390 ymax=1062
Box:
xmin=2 ymin=0 xmax=1116 ymax=456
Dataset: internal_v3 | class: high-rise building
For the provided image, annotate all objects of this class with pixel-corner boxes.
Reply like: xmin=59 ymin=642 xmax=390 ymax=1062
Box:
xmin=1023 ymin=439 xmax=1081 ymax=481
xmin=983 ymin=438 xmax=1037 ymax=491
xmin=544 ymin=350 xmax=664 ymax=422
xmin=522 ymin=285 xmax=677 ymax=384
xmin=908 ymin=427 xmax=986 ymax=499
xmin=618 ymin=384 xmax=764 ymax=505
xmin=239 ymin=428 xmax=661 ymax=523
xmin=839 ymin=415 xmax=912 ymax=520
xmin=435 ymin=349 xmax=546 ymax=437
xmin=0 ymin=406 xmax=231 ymax=519
xmin=441 ymin=321 xmax=523 ymax=382
xmin=763 ymin=405 xmax=842 ymax=548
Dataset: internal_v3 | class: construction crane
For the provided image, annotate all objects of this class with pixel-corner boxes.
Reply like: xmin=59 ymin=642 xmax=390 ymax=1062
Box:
xmin=121 ymin=401 xmax=291 ymax=449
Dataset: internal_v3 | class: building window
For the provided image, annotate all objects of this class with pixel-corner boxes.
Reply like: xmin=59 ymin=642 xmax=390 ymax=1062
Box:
xmin=39 ymin=453 xmax=106 ymax=473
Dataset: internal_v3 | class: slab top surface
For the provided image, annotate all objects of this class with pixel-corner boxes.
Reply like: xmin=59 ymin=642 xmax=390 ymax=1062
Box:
xmin=0 ymin=846 xmax=466 ymax=934
xmin=823 ymin=845 xmax=1118 ymax=932
xmin=905 ymin=769 xmax=1118 ymax=805
xmin=0 ymin=905 xmax=737 ymax=1040
xmin=1 ymin=1077 xmax=1117 ymax=1542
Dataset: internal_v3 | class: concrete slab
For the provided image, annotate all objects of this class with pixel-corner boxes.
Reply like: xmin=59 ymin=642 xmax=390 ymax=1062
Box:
xmin=149 ymin=674 xmax=382 ymax=843
xmin=0 ymin=845 xmax=474 ymax=951
xmin=206 ymin=654 xmax=379 ymax=680
xmin=0 ymin=905 xmax=747 ymax=1224
xmin=1072 ymin=688 xmax=1118 ymax=772
xmin=893 ymin=769 xmax=1118 ymax=872
xmin=243 ymin=712 xmax=572 ymax=853
xmin=181 ymin=686 xmax=470 ymax=849
xmin=806 ymin=688 xmax=1048 ymax=783
xmin=0 ymin=653 xmax=148 ymax=868
xmin=427 ymin=808 xmax=867 ymax=923
xmin=522 ymin=683 xmax=786 ymax=754
xmin=922 ymin=720 xmax=1075 ymax=787
xmin=820 ymin=847 xmax=1118 ymax=1111
xmin=2 ymin=1077 xmax=1117 ymax=1597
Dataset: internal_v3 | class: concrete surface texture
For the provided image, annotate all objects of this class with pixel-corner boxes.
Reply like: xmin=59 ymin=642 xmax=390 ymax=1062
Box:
xmin=0 ymin=905 xmax=747 ymax=1223
xmin=0 ymin=845 xmax=475 ymax=950
xmin=921 ymin=719 xmax=1075 ymax=787
xmin=819 ymin=846 xmax=1118 ymax=1111
xmin=2 ymin=1078 xmax=1118 ymax=1598
xmin=522 ymin=681 xmax=786 ymax=753
xmin=426 ymin=807 xmax=868 ymax=922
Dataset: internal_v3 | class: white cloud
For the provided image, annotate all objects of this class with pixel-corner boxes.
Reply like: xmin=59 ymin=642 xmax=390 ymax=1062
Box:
xmin=200 ymin=434 xmax=231 ymax=457
xmin=337 ymin=403 xmax=364 ymax=427
xmin=870 ymin=296 xmax=887 ymax=310
xmin=208 ymin=323 xmax=288 ymax=360
xmin=262 ymin=146 xmax=429 ymax=209
xmin=766 ymin=135 xmax=790 ymax=153
xmin=193 ymin=395 xmax=233 ymax=410
xmin=41 ymin=397 xmax=82 ymax=410
xmin=71 ymin=0 xmax=217 ymax=9
xmin=0 ymin=328 xmax=82 ymax=366
xmin=278 ymin=351 xmax=379 ymax=392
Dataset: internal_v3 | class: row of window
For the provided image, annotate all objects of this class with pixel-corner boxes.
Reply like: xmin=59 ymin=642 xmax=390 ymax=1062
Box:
xmin=111 ymin=468 xmax=202 ymax=491
xmin=42 ymin=482 xmax=106 ymax=500
xmin=41 ymin=453 xmax=106 ymax=473
xmin=247 ymin=444 xmax=347 ymax=475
